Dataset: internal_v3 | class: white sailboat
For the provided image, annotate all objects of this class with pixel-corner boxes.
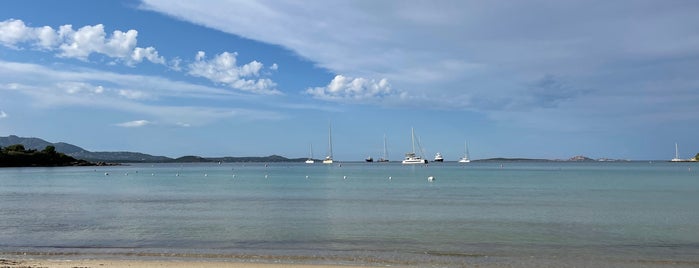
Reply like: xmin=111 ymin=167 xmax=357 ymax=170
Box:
xmin=458 ymin=141 xmax=471 ymax=163
xmin=323 ymin=124 xmax=334 ymax=164
xmin=378 ymin=134 xmax=389 ymax=162
xmin=402 ymin=127 xmax=427 ymax=164
xmin=305 ymin=143 xmax=315 ymax=164
xmin=671 ymin=142 xmax=682 ymax=162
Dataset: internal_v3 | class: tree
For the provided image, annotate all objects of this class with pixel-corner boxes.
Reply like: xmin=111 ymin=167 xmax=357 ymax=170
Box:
xmin=5 ymin=144 xmax=26 ymax=152
xmin=695 ymin=153 xmax=699 ymax=161
xmin=43 ymin=145 xmax=57 ymax=155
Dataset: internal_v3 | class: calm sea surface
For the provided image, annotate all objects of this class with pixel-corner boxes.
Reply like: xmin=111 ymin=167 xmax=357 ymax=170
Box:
xmin=1 ymin=161 xmax=698 ymax=267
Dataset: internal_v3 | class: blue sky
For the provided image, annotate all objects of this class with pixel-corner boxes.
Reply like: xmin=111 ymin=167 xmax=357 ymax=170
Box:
xmin=1 ymin=0 xmax=698 ymax=161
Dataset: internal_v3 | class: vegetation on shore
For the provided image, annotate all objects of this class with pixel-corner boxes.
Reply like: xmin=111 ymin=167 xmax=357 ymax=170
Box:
xmin=0 ymin=144 xmax=107 ymax=167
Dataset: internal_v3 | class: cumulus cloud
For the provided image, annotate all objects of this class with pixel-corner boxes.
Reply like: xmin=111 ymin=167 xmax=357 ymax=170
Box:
xmin=0 ymin=19 xmax=165 ymax=65
xmin=305 ymin=75 xmax=399 ymax=103
xmin=0 ymin=110 xmax=7 ymax=118
xmin=188 ymin=51 xmax=280 ymax=95
xmin=116 ymin=120 xmax=151 ymax=127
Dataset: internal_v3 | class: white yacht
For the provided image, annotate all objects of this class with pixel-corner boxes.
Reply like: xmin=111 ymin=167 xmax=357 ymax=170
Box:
xmin=402 ymin=128 xmax=428 ymax=164
xmin=434 ymin=152 xmax=444 ymax=162
xmin=323 ymin=124 xmax=334 ymax=164
xmin=458 ymin=141 xmax=471 ymax=163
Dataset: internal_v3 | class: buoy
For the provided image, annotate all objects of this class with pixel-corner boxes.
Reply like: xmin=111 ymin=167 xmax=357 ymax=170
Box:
xmin=343 ymin=175 xmax=347 ymax=180
xmin=265 ymin=174 xmax=268 ymax=178
xmin=427 ymin=176 xmax=435 ymax=182
xmin=305 ymin=175 xmax=309 ymax=179
xmin=104 ymin=172 xmax=109 ymax=176
xmin=388 ymin=176 xmax=392 ymax=180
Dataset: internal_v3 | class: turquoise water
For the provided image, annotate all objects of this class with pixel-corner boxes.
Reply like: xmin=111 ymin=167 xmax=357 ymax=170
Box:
xmin=1 ymin=161 xmax=698 ymax=267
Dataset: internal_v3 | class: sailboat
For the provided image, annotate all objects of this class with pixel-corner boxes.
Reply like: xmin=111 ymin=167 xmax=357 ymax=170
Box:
xmin=671 ymin=142 xmax=683 ymax=162
xmin=323 ymin=124 xmax=334 ymax=164
xmin=458 ymin=141 xmax=471 ymax=163
xmin=305 ymin=143 xmax=315 ymax=164
xmin=402 ymin=127 xmax=428 ymax=164
xmin=377 ymin=134 xmax=389 ymax=162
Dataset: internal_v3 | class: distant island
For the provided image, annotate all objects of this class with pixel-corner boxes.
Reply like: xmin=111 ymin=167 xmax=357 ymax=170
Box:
xmin=475 ymin=155 xmax=630 ymax=162
xmin=0 ymin=135 xmax=308 ymax=164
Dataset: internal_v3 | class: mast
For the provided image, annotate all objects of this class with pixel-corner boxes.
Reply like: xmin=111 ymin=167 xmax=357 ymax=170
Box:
xmin=411 ymin=127 xmax=416 ymax=154
xmin=465 ymin=141 xmax=469 ymax=158
xmin=675 ymin=142 xmax=679 ymax=159
xmin=383 ymin=134 xmax=388 ymax=160
xmin=328 ymin=123 xmax=333 ymax=159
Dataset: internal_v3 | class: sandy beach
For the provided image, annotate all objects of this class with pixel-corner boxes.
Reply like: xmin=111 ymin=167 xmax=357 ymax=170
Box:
xmin=0 ymin=258 xmax=379 ymax=268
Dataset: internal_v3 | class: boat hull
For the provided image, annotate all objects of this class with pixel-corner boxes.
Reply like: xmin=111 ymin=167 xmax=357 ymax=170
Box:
xmin=402 ymin=158 xmax=428 ymax=164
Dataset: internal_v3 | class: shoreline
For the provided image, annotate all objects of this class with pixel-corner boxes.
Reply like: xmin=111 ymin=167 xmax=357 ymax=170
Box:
xmin=4 ymin=251 xmax=699 ymax=268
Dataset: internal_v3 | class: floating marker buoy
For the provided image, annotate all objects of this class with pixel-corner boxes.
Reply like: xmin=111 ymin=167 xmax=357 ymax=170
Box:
xmin=306 ymin=175 xmax=309 ymax=179
xmin=343 ymin=175 xmax=347 ymax=180
xmin=388 ymin=176 xmax=392 ymax=180
xmin=427 ymin=176 xmax=435 ymax=182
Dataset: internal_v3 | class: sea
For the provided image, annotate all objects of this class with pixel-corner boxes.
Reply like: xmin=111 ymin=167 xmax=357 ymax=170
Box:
xmin=1 ymin=161 xmax=698 ymax=267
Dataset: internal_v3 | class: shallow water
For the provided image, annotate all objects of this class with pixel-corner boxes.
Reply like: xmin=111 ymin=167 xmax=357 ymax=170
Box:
xmin=1 ymin=161 xmax=698 ymax=266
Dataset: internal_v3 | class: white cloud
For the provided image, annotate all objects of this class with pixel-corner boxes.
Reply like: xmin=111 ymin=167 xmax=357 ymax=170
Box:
xmin=0 ymin=60 xmax=286 ymax=125
xmin=306 ymin=75 xmax=398 ymax=103
xmin=116 ymin=120 xmax=151 ymax=127
xmin=56 ymin=81 xmax=105 ymax=95
xmin=188 ymin=51 xmax=280 ymax=95
xmin=0 ymin=110 xmax=7 ymax=118
xmin=118 ymin=89 xmax=150 ymax=100
xmin=141 ymin=0 xmax=699 ymax=115
xmin=270 ymin=63 xmax=278 ymax=71
xmin=0 ymin=19 xmax=31 ymax=47
xmin=131 ymin=46 xmax=165 ymax=65
xmin=0 ymin=19 xmax=165 ymax=65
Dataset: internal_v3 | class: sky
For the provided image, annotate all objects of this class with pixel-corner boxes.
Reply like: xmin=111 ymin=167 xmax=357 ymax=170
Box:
xmin=0 ymin=0 xmax=698 ymax=161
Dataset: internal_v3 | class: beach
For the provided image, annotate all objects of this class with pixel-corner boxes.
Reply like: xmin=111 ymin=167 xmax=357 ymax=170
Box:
xmin=0 ymin=257 xmax=374 ymax=268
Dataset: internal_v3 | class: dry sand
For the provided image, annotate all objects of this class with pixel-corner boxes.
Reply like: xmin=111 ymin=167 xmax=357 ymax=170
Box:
xmin=0 ymin=258 xmax=380 ymax=268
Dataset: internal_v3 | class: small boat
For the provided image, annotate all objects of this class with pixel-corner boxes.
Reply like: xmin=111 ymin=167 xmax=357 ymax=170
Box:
xmin=434 ymin=152 xmax=444 ymax=162
xmin=323 ymin=123 xmax=334 ymax=164
xmin=402 ymin=127 xmax=428 ymax=164
xmin=365 ymin=156 xmax=373 ymax=162
xmin=458 ymin=141 xmax=471 ymax=163
xmin=305 ymin=143 xmax=314 ymax=164
xmin=377 ymin=134 xmax=389 ymax=162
